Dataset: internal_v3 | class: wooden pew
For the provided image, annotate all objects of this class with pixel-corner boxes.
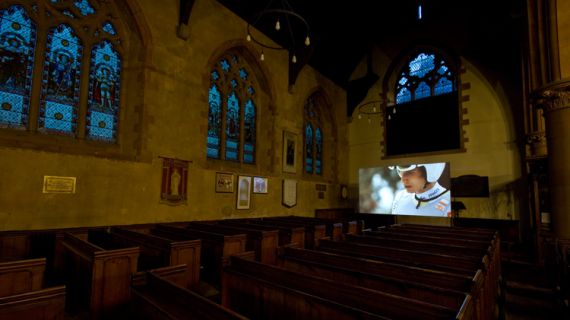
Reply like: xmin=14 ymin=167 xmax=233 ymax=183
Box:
xmin=218 ymin=219 xmax=306 ymax=248
xmin=317 ymin=239 xmax=485 ymax=275
xmin=282 ymin=215 xmax=361 ymax=236
xmin=344 ymin=234 xmax=490 ymax=257
xmin=267 ymin=216 xmax=345 ymax=241
xmin=222 ymin=256 xmax=463 ymax=320
xmin=131 ymin=265 xmax=247 ymax=320
xmin=251 ymin=219 xmax=327 ymax=249
xmin=278 ymin=246 xmax=482 ymax=293
xmin=187 ymin=222 xmax=278 ymax=264
xmin=151 ymin=225 xmax=246 ymax=286
xmin=276 ymin=247 xmax=473 ymax=314
xmin=0 ymin=258 xmax=45 ymax=297
xmin=61 ymin=232 xmax=139 ymax=318
xmin=102 ymin=227 xmax=201 ymax=289
xmin=369 ymin=227 xmax=493 ymax=247
xmin=0 ymin=285 xmax=66 ymax=320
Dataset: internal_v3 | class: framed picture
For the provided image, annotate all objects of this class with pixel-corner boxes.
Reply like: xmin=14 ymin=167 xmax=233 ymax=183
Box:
xmin=253 ymin=177 xmax=268 ymax=194
xmin=215 ymin=172 xmax=234 ymax=193
xmin=160 ymin=157 xmax=189 ymax=205
xmin=236 ymin=176 xmax=252 ymax=209
xmin=283 ymin=130 xmax=297 ymax=173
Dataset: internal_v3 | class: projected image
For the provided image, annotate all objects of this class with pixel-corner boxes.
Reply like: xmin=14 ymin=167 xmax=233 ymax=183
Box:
xmin=359 ymin=162 xmax=451 ymax=217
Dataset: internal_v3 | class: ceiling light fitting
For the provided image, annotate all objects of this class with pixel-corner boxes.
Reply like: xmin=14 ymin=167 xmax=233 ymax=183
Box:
xmin=356 ymin=94 xmax=396 ymax=123
xmin=246 ymin=0 xmax=311 ymax=64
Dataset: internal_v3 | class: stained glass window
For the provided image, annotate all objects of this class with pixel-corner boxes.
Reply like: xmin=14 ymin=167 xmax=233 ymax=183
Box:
xmin=39 ymin=24 xmax=82 ymax=135
xmin=74 ymin=0 xmax=94 ymax=16
xmin=102 ymin=22 xmax=116 ymax=35
xmin=207 ymin=50 xmax=257 ymax=163
xmin=395 ymin=51 xmax=455 ymax=105
xmin=303 ymin=92 xmax=324 ymax=175
xmin=0 ymin=5 xmax=36 ymax=129
xmin=87 ymin=40 xmax=121 ymax=141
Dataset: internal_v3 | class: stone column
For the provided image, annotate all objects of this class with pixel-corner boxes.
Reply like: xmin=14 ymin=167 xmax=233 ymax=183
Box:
xmin=535 ymin=80 xmax=570 ymax=238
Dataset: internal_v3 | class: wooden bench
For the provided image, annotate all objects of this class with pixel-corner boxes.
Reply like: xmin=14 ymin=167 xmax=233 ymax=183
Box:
xmin=0 ymin=258 xmax=45 ymax=298
xmin=251 ymin=219 xmax=327 ymax=249
xmin=0 ymin=285 xmax=66 ymax=320
xmin=131 ymin=265 xmax=247 ymax=320
xmin=267 ymin=216 xmax=345 ymax=241
xmin=151 ymin=225 xmax=246 ymax=286
xmin=101 ymin=227 xmax=201 ymax=289
xmin=282 ymin=215 xmax=361 ymax=236
xmin=61 ymin=232 xmax=139 ymax=318
xmin=219 ymin=219 xmax=306 ymax=248
xmin=222 ymin=256 xmax=464 ymax=320
xmin=187 ymin=222 xmax=278 ymax=264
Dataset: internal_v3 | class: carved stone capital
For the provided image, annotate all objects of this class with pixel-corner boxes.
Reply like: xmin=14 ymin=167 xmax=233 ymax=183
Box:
xmin=532 ymin=79 xmax=570 ymax=113
xmin=526 ymin=131 xmax=547 ymax=157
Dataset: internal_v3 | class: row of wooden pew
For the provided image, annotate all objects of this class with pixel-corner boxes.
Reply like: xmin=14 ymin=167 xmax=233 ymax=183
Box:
xmin=0 ymin=216 xmax=500 ymax=319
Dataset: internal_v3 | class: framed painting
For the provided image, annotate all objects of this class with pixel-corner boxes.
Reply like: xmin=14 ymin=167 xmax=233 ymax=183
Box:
xmin=253 ymin=177 xmax=268 ymax=194
xmin=236 ymin=176 xmax=252 ymax=209
xmin=283 ymin=130 xmax=297 ymax=173
xmin=215 ymin=172 xmax=234 ymax=193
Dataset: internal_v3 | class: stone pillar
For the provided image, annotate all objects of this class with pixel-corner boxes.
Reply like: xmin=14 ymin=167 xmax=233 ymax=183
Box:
xmin=535 ymin=80 xmax=570 ymax=238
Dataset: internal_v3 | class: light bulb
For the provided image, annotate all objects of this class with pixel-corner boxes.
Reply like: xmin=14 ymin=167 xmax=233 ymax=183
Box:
xmin=393 ymin=107 xmax=396 ymax=114
xmin=388 ymin=115 xmax=391 ymax=120
xmin=246 ymin=33 xmax=251 ymax=42
xmin=292 ymin=54 xmax=297 ymax=63
xmin=358 ymin=114 xmax=362 ymax=120
xmin=372 ymin=106 xmax=376 ymax=112
xmin=275 ymin=20 xmax=281 ymax=30
xmin=305 ymin=35 xmax=310 ymax=46
xmin=260 ymin=51 xmax=265 ymax=61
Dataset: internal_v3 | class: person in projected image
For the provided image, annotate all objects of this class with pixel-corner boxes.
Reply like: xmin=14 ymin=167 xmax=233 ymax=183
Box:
xmin=390 ymin=163 xmax=451 ymax=217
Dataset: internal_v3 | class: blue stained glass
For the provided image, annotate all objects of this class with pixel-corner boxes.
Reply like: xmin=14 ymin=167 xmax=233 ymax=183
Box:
xmin=0 ymin=5 xmax=36 ymax=129
xmin=247 ymin=86 xmax=254 ymax=95
xmin=409 ymin=53 xmax=434 ymax=78
xmin=231 ymin=55 xmax=238 ymax=64
xmin=102 ymin=22 xmax=116 ymax=35
xmin=87 ymin=41 xmax=121 ymax=141
xmin=230 ymin=79 xmax=237 ymax=88
xmin=40 ymin=24 xmax=82 ymax=134
xmin=225 ymin=92 xmax=240 ymax=161
xmin=398 ymin=76 xmax=408 ymax=86
xmin=315 ymin=127 xmax=322 ymax=175
xmin=207 ymin=85 xmax=221 ymax=158
xmin=239 ymin=68 xmax=248 ymax=80
xmin=211 ymin=70 xmax=219 ymax=81
xmin=220 ymin=59 xmax=230 ymax=73
xmin=305 ymin=124 xmax=313 ymax=173
xmin=396 ymin=87 xmax=411 ymax=104
xmin=414 ymin=82 xmax=431 ymax=100
xmin=437 ymin=64 xmax=448 ymax=75
xmin=74 ymin=0 xmax=95 ymax=16
xmin=434 ymin=77 xmax=453 ymax=95
xmin=243 ymin=99 xmax=255 ymax=163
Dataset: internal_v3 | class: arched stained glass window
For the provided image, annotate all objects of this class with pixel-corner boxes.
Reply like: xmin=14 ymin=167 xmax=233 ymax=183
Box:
xmin=207 ymin=51 xmax=257 ymax=164
xmin=303 ymin=92 xmax=324 ymax=175
xmin=0 ymin=5 xmax=36 ymax=129
xmin=305 ymin=124 xmax=313 ymax=173
xmin=0 ymin=1 xmax=125 ymax=144
xmin=39 ymin=24 xmax=82 ymax=134
xmin=395 ymin=51 xmax=455 ymax=104
xmin=87 ymin=40 xmax=121 ymax=141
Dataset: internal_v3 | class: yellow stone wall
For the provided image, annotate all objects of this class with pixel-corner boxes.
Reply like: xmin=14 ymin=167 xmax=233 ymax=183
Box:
xmin=348 ymin=49 xmax=521 ymax=225
xmin=558 ymin=0 xmax=570 ymax=78
xmin=0 ymin=0 xmax=348 ymax=231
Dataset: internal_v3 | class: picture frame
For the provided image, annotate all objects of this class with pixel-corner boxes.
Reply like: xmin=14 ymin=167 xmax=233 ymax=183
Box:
xmin=215 ymin=172 xmax=234 ymax=193
xmin=236 ymin=176 xmax=252 ymax=209
xmin=160 ymin=157 xmax=189 ymax=205
xmin=282 ymin=130 xmax=297 ymax=173
xmin=253 ymin=177 xmax=268 ymax=194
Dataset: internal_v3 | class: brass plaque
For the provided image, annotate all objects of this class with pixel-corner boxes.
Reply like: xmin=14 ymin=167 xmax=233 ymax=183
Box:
xmin=43 ymin=176 xmax=76 ymax=194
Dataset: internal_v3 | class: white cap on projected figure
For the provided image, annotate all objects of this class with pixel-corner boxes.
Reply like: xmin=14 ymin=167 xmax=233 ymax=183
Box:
xmin=390 ymin=163 xmax=451 ymax=217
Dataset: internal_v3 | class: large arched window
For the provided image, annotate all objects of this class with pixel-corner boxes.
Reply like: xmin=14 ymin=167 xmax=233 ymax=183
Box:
xmin=0 ymin=1 xmax=123 ymax=142
xmin=385 ymin=49 xmax=461 ymax=156
xmin=304 ymin=92 xmax=324 ymax=175
xmin=207 ymin=51 xmax=257 ymax=164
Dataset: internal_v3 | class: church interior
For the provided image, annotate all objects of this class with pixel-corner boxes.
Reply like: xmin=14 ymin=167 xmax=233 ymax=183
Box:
xmin=0 ymin=0 xmax=569 ymax=319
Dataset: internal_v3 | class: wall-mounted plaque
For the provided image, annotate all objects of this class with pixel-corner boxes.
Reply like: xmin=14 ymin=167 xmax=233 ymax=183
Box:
xmin=282 ymin=179 xmax=297 ymax=208
xmin=160 ymin=157 xmax=190 ymax=205
xmin=43 ymin=176 xmax=76 ymax=194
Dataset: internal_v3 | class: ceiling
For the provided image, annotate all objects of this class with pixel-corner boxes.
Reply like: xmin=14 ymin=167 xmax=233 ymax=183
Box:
xmin=214 ymin=0 xmax=525 ymax=91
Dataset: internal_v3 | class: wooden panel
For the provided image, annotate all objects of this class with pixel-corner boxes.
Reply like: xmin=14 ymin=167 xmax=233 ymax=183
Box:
xmin=0 ymin=258 xmax=45 ymax=297
xmin=0 ymin=285 xmax=66 ymax=320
